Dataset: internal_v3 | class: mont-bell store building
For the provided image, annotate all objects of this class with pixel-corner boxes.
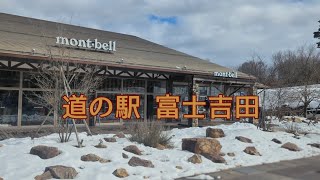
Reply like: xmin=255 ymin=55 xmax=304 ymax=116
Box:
xmin=0 ymin=13 xmax=256 ymax=127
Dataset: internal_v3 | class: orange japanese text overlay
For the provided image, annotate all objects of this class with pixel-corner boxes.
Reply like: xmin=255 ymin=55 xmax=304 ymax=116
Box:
xmin=156 ymin=93 xmax=180 ymax=119
xmin=62 ymin=94 xmax=87 ymax=120
xmin=116 ymin=95 xmax=141 ymax=119
xmin=235 ymin=96 xmax=259 ymax=119
xmin=182 ymin=95 xmax=206 ymax=119
xmin=209 ymin=94 xmax=232 ymax=120
xmin=89 ymin=97 xmax=113 ymax=118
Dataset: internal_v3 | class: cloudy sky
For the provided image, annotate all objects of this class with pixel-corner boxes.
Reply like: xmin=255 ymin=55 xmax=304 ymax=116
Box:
xmin=0 ymin=0 xmax=319 ymax=67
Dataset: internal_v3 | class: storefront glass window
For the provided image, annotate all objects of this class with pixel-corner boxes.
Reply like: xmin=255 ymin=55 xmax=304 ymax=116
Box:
xmin=0 ymin=70 xmax=20 ymax=87
xmin=100 ymin=78 xmax=121 ymax=92
xmin=96 ymin=93 xmax=117 ymax=123
xmin=22 ymin=91 xmax=53 ymax=125
xmin=123 ymin=79 xmax=145 ymax=93
xmin=199 ymin=86 xmax=210 ymax=96
xmin=0 ymin=90 xmax=18 ymax=126
xmin=147 ymin=81 xmax=166 ymax=94
xmin=173 ymin=85 xmax=189 ymax=119
xmin=23 ymin=72 xmax=40 ymax=88
xmin=210 ymin=84 xmax=224 ymax=96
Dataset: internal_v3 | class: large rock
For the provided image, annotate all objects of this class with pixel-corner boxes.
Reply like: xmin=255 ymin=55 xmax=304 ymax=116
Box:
xmin=104 ymin=137 xmax=117 ymax=142
xmin=35 ymin=165 xmax=78 ymax=180
xmin=35 ymin=171 xmax=53 ymax=180
xmin=202 ymin=153 xmax=226 ymax=163
xmin=243 ymin=146 xmax=261 ymax=156
xmin=81 ymin=154 xmax=110 ymax=163
xmin=114 ymin=132 xmax=125 ymax=138
xmin=187 ymin=154 xmax=202 ymax=164
xmin=113 ymin=168 xmax=129 ymax=178
xmin=128 ymin=157 xmax=154 ymax=168
xmin=281 ymin=142 xmax=302 ymax=151
xmin=272 ymin=138 xmax=282 ymax=144
xmin=308 ymin=143 xmax=320 ymax=149
xmin=156 ymin=143 xmax=165 ymax=150
xmin=94 ymin=140 xmax=107 ymax=148
xmin=81 ymin=154 xmax=101 ymax=162
xmin=122 ymin=153 xmax=129 ymax=159
xmin=30 ymin=145 xmax=60 ymax=159
xmin=235 ymin=136 xmax=252 ymax=143
xmin=123 ymin=145 xmax=142 ymax=155
xmin=182 ymin=138 xmax=222 ymax=155
xmin=206 ymin=128 xmax=225 ymax=138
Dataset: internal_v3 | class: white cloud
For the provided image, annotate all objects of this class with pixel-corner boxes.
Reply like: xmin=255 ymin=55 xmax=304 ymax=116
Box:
xmin=0 ymin=0 xmax=319 ymax=66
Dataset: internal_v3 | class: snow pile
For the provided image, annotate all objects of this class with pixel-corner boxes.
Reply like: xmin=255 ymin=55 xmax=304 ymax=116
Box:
xmin=272 ymin=119 xmax=320 ymax=134
xmin=258 ymin=84 xmax=320 ymax=109
xmin=0 ymin=122 xmax=320 ymax=180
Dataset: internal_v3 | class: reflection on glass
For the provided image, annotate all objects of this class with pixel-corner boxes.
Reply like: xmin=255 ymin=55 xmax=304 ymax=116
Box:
xmin=0 ymin=71 xmax=20 ymax=87
xmin=173 ymin=85 xmax=189 ymax=119
xmin=100 ymin=78 xmax=121 ymax=91
xmin=147 ymin=81 xmax=166 ymax=94
xmin=199 ymin=86 xmax=210 ymax=96
xmin=0 ymin=90 xmax=18 ymax=126
xmin=96 ymin=93 xmax=117 ymax=123
xmin=23 ymin=72 xmax=39 ymax=88
xmin=147 ymin=95 xmax=156 ymax=120
xmin=22 ymin=91 xmax=53 ymax=125
xmin=211 ymin=84 xmax=224 ymax=96
xmin=123 ymin=79 xmax=145 ymax=93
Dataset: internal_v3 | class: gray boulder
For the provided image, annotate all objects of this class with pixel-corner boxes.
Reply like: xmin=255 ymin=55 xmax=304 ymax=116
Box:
xmin=128 ymin=157 xmax=154 ymax=168
xmin=104 ymin=137 xmax=117 ymax=142
xmin=35 ymin=165 xmax=77 ymax=180
xmin=30 ymin=145 xmax=60 ymax=159
xmin=123 ymin=145 xmax=142 ymax=155
xmin=187 ymin=154 xmax=202 ymax=164
xmin=206 ymin=128 xmax=225 ymax=138
xmin=113 ymin=168 xmax=129 ymax=178
xmin=235 ymin=136 xmax=252 ymax=143
xmin=243 ymin=146 xmax=261 ymax=156
xmin=281 ymin=142 xmax=302 ymax=151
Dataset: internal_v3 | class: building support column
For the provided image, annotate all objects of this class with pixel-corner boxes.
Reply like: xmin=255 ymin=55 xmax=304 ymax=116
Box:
xmin=17 ymin=71 xmax=23 ymax=127
xmin=188 ymin=75 xmax=199 ymax=127
xmin=144 ymin=79 xmax=147 ymax=122
xmin=166 ymin=76 xmax=173 ymax=94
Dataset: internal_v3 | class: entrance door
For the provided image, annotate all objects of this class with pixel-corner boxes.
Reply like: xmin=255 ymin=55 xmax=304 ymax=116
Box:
xmin=147 ymin=95 xmax=156 ymax=121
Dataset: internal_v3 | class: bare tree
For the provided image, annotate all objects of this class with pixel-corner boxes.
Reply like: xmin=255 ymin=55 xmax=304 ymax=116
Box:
xmin=26 ymin=21 xmax=104 ymax=145
xmin=27 ymin=60 xmax=103 ymax=143
xmin=237 ymin=54 xmax=269 ymax=84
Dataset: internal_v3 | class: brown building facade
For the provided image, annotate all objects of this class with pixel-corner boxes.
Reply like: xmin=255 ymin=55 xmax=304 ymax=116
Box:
xmin=0 ymin=13 xmax=256 ymax=127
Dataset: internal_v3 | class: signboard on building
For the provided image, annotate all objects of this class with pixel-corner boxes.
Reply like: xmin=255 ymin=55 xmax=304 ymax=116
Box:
xmin=213 ymin=71 xmax=237 ymax=78
xmin=56 ymin=37 xmax=116 ymax=52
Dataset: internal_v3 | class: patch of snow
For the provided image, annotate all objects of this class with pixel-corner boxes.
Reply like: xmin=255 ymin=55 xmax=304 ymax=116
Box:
xmin=0 ymin=122 xmax=320 ymax=179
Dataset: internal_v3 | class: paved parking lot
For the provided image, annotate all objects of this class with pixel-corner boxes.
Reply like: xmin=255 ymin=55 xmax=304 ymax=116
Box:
xmin=178 ymin=155 xmax=320 ymax=180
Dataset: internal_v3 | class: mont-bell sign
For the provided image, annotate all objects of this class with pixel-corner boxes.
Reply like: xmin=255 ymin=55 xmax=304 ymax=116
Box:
xmin=56 ymin=37 xmax=116 ymax=52
xmin=213 ymin=71 xmax=237 ymax=78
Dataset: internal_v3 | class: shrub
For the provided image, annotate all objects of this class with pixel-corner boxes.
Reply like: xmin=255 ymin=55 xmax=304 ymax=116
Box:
xmin=128 ymin=121 xmax=173 ymax=148
xmin=283 ymin=121 xmax=303 ymax=135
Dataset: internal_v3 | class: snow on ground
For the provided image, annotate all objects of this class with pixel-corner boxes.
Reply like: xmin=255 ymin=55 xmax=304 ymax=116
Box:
xmin=1 ymin=122 xmax=320 ymax=180
xmin=272 ymin=119 xmax=320 ymax=134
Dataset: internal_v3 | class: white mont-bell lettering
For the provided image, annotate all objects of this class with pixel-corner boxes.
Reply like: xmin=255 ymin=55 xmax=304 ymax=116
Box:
xmin=55 ymin=36 xmax=116 ymax=52
xmin=213 ymin=71 xmax=237 ymax=78
xmin=69 ymin=38 xmax=78 ymax=46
